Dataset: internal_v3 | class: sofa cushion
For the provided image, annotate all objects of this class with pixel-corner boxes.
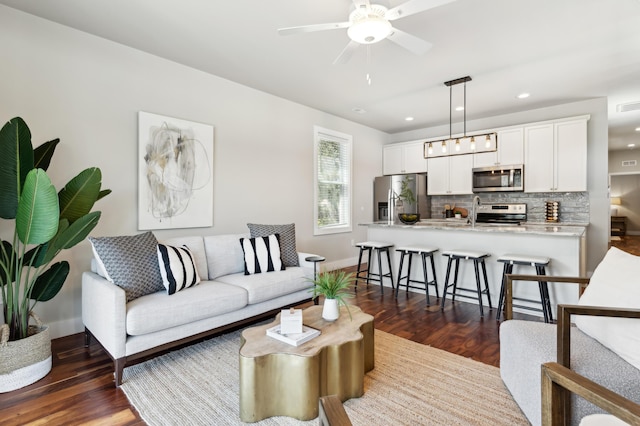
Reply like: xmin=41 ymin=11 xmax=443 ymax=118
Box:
xmin=125 ymin=281 xmax=248 ymax=335
xmin=204 ymin=233 xmax=248 ymax=280
xmin=88 ymin=231 xmax=164 ymax=302
xmin=240 ymin=234 xmax=285 ymax=275
xmin=157 ymin=244 xmax=201 ymax=295
xmin=215 ymin=267 xmax=311 ymax=305
xmin=161 ymin=236 xmax=208 ymax=280
xmin=248 ymin=223 xmax=299 ymax=267
xmin=575 ymin=247 xmax=640 ymax=370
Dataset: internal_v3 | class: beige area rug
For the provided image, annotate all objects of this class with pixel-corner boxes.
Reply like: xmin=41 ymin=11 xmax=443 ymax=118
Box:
xmin=121 ymin=329 xmax=528 ymax=425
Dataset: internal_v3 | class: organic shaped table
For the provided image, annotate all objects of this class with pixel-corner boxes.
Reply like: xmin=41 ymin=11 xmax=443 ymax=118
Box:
xmin=239 ymin=305 xmax=374 ymax=422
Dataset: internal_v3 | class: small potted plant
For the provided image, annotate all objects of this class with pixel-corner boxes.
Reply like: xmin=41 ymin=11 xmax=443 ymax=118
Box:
xmin=309 ymin=270 xmax=354 ymax=321
xmin=398 ymin=175 xmax=420 ymax=224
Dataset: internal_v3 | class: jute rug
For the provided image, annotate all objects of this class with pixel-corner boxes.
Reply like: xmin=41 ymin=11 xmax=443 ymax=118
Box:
xmin=121 ymin=329 xmax=528 ymax=425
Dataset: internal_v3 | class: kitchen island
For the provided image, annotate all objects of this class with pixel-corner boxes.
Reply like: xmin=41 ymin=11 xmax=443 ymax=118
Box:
xmin=360 ymin=220 xmax=587 ymax=318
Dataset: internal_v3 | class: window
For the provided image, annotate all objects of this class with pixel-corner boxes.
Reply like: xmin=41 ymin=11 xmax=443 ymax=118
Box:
xmin=313 ymin=126 xmax=352 ymax=235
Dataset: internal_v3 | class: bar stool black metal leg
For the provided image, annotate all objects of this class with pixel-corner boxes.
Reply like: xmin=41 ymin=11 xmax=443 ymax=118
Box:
xmin=395 ymin=251 xmax=406 ymax=298
xmin=451 ymin=258 xmax=461 ymax=303
xmin=473 ymin=259 xmax=484 ymax=317
xmin=404 ymin=252 xmax=413 ymax=294
xmin=421 ymin=253 xmax=430 ymax=302
xmin=441 ymin=256 xmax=454 ymax=310
xmin=429 ymin=254 xmax=439 ymax=299
xmin=366 ymin=248 xmax=373 ymax=287
xmin=376 ymin=248 xmax=384 ymax=294
xmin=385 ymin=248 xmax=394 ymax=291
xmin=536 ymin=265 xmax=552 ymax=323
xmin=496 ymin=263 xmax=512 ymax=321
xmin=481 ymin=259 xmax=492 ymax=309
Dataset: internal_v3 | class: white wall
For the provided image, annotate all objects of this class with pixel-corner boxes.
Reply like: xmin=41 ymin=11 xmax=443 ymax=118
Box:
xmin=388 ymin=98 xmax=610 ymax=275
xmin=609 ymin=149 xmax=640 ymax=174
xmin=0 ymin=6 xmax=386 ymax=338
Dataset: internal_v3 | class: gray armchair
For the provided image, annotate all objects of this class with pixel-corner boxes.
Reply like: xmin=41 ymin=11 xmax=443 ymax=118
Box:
xmin=500 ymin=274 xmax=640 ymax=426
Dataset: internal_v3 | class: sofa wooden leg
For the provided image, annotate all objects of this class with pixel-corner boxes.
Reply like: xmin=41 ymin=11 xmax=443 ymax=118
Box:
xmin=115 ymin=358 xmax=126 ymax=387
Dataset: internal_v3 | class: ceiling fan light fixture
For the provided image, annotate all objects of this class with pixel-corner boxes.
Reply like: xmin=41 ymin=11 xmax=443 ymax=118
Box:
xmin=347 ymin=17 xmax=392 ymax=44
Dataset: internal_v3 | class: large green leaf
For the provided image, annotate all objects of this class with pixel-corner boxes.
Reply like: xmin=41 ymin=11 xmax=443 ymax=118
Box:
xmin=97 ymin=189 xmax=112 ymax=201
xmin=51 ymin=212 xmax=101 ymax=256
xmin=31 ymin=261 xmax=69 ymax=302
xmin=58 ymin=167 xmax=102 ymax=223
xmin=16 ymin=169 xmax=60 ymax=245
xmin=33 ymin=138 xmax=60 ymax=171
xmin=0 ymin=117 xmax=34 ymax=219
xmin=0 ymin=240 xmax=15 ymax=286
xmin=22 ymin=243 xmax=48 ymax=268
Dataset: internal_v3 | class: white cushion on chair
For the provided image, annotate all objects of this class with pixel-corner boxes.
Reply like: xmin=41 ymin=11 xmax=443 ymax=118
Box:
xmin=442 ymin=249 xmax=489 ymax=259
xmin=396 ymin=246 xmax=439 ymax=255
xmin=497 ymin=253 xmax=550 ymax=265
xmin=575 ymin=247 xmax=640 ymax=371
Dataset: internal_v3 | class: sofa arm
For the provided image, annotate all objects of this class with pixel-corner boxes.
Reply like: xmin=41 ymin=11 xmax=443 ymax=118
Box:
xmin=82 ymin=271 xmax=127 ymax=359
xmin=503 ymin=274 xmax=591 ymax=320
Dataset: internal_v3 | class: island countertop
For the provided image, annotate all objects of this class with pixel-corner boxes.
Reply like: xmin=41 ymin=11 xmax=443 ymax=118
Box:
xmin=359 ymin=220 xmax=587 ymax=237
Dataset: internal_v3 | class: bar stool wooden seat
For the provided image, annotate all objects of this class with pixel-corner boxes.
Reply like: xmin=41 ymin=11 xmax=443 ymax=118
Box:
xmin=440 ymin=250 xmax=492 ymax=316
xmin=395 ymin=246 xmax=439 ymax=304
xmin=355 ymin=241 xmax=394 ymax=294
xmin=496 ymin=253 xmax=552 ymax=322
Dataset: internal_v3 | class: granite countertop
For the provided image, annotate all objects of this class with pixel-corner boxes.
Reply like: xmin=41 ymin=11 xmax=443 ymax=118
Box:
xmin=360 ymin=220 xmax=587 ymax=237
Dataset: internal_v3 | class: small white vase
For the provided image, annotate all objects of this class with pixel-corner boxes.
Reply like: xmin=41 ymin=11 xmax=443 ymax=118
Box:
xmin=322 ymin=299 xmax=340 ymax=321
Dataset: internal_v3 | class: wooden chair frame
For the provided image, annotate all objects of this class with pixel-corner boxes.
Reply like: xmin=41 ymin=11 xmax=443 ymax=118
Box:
xmin=318 ymin=395 xmax=352 ymax=426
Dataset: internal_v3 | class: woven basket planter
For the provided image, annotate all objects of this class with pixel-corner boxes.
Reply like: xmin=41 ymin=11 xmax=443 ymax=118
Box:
xmin=0 ymin=314 xmax=52 ymax=393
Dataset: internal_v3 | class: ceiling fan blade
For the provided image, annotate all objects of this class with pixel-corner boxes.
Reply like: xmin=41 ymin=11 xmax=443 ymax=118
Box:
xmin=333 ymin=40 xmax=360 ymax=65
xmin=386 ymin=0 xmax=456 ymax=21
xmin=278 ymin=21 xmax=350 ymax=36
xmin=386 ymin=28 xmax=432 ymax=55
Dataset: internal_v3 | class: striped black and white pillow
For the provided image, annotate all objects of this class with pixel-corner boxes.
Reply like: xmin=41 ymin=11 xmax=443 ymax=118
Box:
xmin=239 ymin=234 xmax=286 ymax=275
xmin=157 ymin=244 xmax=201 ymax=295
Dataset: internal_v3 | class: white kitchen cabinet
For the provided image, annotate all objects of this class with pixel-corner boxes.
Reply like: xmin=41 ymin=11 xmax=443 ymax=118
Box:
xmin=524 ymin=119 xmax=587 ymax=192
xmin=474 ymin=128 xmax=524 ymax=168
xmin=427 ymin=154 xmax=473 ymax=195
xmin=383 ymin=141 xmax=427 ymax=175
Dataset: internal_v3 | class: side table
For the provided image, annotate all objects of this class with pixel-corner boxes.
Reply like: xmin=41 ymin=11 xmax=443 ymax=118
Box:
xmin=306 ymin=255 xmax=325 ymax=305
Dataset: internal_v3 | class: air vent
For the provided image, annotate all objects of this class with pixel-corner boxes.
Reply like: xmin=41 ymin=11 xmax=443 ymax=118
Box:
xmin=622 ymin=160 xmax=637 ymax=167
xmin=616 ymin=101 xmax=640 ymax=113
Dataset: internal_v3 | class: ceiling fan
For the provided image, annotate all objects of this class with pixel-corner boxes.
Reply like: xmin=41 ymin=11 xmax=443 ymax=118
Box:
xmin=278 ymin=0 xmax=456 ymax=64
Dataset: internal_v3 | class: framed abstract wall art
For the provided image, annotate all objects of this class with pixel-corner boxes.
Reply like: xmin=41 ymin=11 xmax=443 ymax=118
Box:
xmin=138 ymin=111 xmax=214 ymax=230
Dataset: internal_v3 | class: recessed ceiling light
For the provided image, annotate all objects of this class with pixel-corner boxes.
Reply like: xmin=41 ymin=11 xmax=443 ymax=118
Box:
xmin=405 ymin=116 xmax=414 ymax=121
xmin=455 ymin=106 xmax=464 ymax=111
xmin=635 ymin=127 xmax=640 ymax=131
xmin=628 ymin=143 xmax=636 ymax=148
xmin=517 ymin=93 xmax=530 ymax=99
xmin=352 ymin=107 xmax=366 ymax=114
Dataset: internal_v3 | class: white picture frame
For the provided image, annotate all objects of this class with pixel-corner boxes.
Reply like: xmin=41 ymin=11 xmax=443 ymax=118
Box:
xmin=138 ymin=111 xmax=214 ymax=230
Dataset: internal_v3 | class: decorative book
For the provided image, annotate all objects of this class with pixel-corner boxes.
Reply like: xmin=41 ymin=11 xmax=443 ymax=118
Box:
xmin=266 ymin=324 xmax=320 ymax=347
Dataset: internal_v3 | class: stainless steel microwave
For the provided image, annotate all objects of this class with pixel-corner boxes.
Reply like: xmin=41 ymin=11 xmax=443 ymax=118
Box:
xmin=472 ymin=164 xmax=524 ymax=193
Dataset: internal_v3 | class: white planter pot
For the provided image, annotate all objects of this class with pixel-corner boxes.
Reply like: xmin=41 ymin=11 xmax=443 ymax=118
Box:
xmin=322 ymin=299 xmax=340 ymax=321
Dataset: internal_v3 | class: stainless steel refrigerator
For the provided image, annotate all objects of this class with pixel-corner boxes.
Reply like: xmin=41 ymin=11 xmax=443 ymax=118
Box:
xmin=374 ymin=173 xmax=429 ymax=223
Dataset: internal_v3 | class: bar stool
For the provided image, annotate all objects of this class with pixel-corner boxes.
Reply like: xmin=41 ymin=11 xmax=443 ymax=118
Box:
xmin=395 ymin=246 xmax=439 ymax=304
xmin=355 ymin=241 xmax=394 ymax=294
xmin=496 ymin=254 xmax=552 ymax=323
xmin=440 ymin=250 xmax=492 ymax=316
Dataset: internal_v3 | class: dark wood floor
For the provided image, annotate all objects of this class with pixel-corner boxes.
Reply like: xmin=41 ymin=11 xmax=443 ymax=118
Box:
xmin=2 ymin=236 xmax=638 ymax=425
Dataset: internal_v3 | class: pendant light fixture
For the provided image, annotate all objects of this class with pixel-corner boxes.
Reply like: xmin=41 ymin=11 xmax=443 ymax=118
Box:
xmin=424 ymin=75 xmax=497 ymax=158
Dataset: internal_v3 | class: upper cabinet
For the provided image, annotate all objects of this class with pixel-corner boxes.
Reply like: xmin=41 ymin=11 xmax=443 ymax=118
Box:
xmin=524 ymin=118 xmax=588 ymax=193
xmin=474 ymin=128 xmax=524 ymax=168
xmin=383 ymin=141 xmax=427 ymax=175
xmin=427 ymin=154 xmax=473 ymax=195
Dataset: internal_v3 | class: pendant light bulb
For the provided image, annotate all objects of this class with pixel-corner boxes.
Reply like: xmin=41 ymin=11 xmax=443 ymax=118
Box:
xmin=428 ymin=142 xmax=433 ymax=155
xmin=455 ymin=138 xmax=460 ymax=151
xmin=485 ymin=134 xmax=491 ymax=148
xmin=470 ymin=136 xmax=476 ymax=150
xmin=442 ymin=140 xmax=447 ymax=153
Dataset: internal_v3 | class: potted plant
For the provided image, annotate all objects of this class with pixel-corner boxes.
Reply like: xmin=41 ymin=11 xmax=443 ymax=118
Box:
xmin=0 ymin=117 xmax=110 ymax=392
xmin=398 ymin=175 xmax=420 ymax=224
xmin=309 ymin=270 xmax=355 ymax=321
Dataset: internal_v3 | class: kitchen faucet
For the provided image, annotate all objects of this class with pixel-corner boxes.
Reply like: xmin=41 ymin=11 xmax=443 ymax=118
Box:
xmin=471 ymin=195 xmax=481 ymax=227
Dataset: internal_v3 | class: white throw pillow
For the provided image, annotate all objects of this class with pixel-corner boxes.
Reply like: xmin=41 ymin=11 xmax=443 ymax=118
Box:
xmin=575 ymin=247 xmax=640 ymax=370
xmin=239 ymin=234 xmax=285 ymax=275
xmin=157 ymin=244 xmax=201 ymax=295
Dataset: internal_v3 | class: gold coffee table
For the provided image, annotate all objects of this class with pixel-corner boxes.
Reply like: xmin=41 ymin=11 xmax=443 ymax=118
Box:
xmin=239 ymin=305 xmax=374 ymax=422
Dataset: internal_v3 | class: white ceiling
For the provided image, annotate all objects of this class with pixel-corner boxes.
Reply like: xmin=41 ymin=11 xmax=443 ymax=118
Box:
xmin=2 ymin=0 xmax=640 ymax=150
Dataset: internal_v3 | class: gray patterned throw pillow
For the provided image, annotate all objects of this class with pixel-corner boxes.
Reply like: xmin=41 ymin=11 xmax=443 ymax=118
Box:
xmin=89 ymin=231 xmax=165 ymax=302
xmin=247 ymin=223 xmax=299 ymax=267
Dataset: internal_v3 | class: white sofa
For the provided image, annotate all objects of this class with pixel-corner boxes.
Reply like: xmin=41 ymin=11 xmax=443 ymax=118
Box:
xmin=82 ymin=233 xmax=317 ymax=386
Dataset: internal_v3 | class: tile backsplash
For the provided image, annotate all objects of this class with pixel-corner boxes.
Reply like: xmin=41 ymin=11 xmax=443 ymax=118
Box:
xmin=430 ymin=192 xmax=589 ymax=223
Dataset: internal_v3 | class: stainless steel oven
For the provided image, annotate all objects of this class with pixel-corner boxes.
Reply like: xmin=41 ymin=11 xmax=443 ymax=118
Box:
xmin=472 ymin=164 xmax=524 ymax=193
xmin=476 ymin=203 xmax=527 ymax=224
